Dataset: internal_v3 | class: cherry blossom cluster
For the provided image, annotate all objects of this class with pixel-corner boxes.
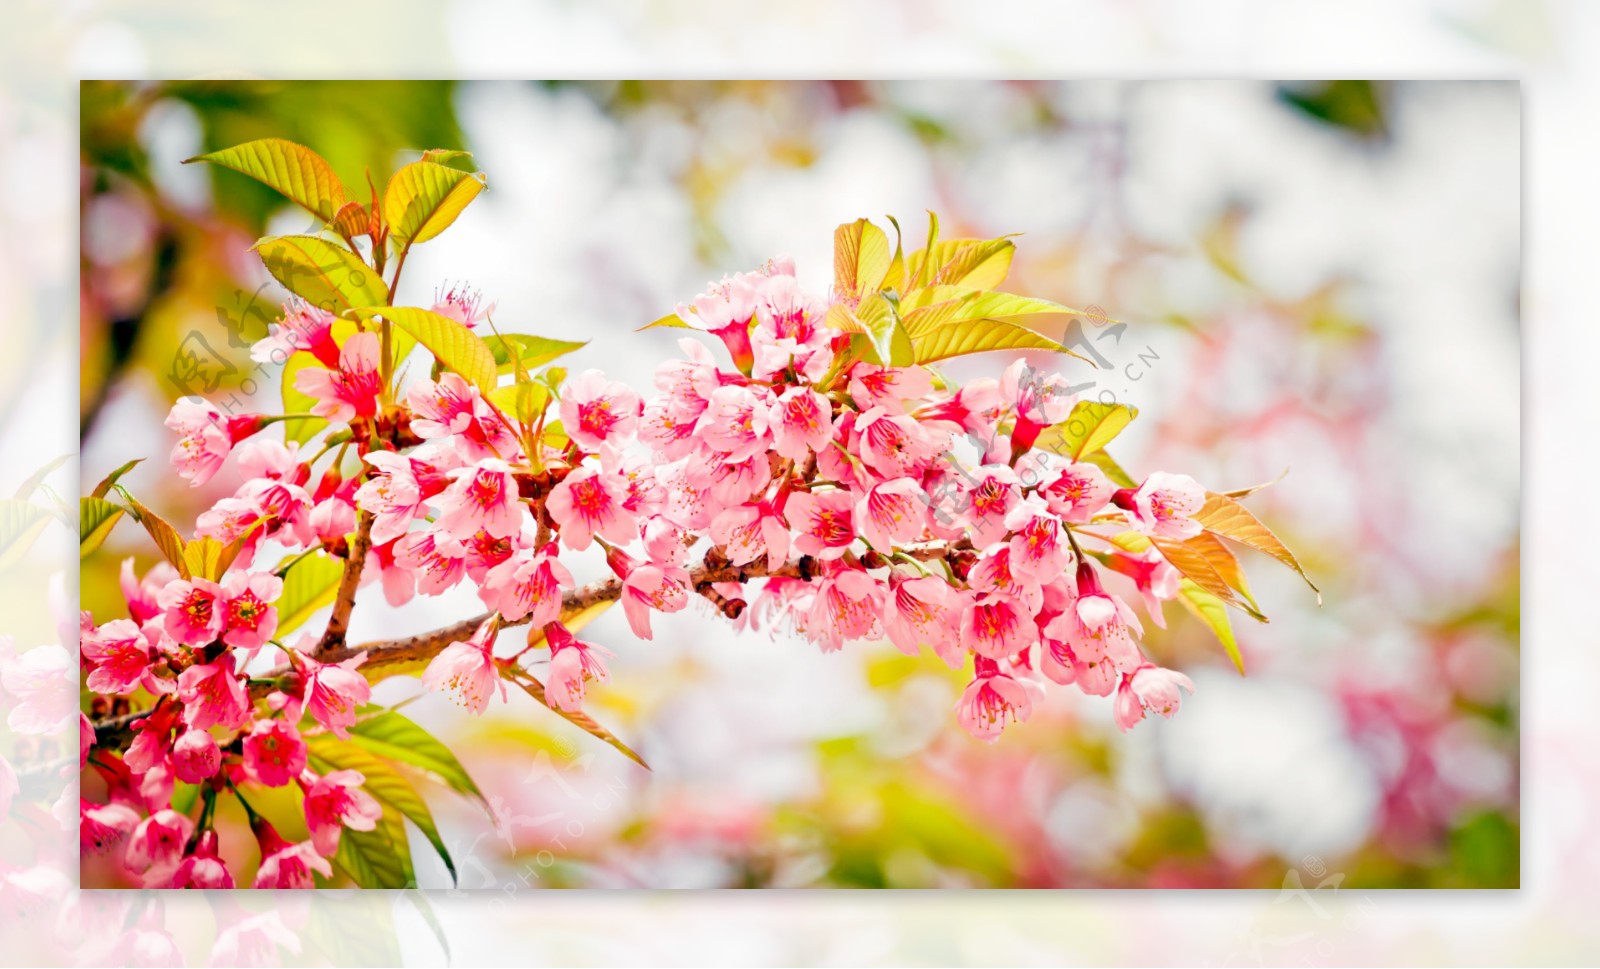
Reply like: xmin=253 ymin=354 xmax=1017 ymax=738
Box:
xmin=79 ymin=252 xmax=1219 ymax=888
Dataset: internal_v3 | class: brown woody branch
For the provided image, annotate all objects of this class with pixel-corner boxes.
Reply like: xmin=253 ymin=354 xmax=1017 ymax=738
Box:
xmin=315 ymin=510 xmax=374 ymax=656
xmin=92 ymin=539 xmax=963 ymax=747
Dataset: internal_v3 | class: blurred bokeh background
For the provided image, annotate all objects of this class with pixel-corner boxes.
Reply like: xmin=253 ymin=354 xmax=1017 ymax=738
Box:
xmin=78 ymin=79 xmax=1519 ymax=890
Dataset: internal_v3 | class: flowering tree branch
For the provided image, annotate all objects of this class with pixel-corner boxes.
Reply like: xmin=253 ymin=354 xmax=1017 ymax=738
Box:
xmin=77 ymin=136 xmax=1315 ymax=889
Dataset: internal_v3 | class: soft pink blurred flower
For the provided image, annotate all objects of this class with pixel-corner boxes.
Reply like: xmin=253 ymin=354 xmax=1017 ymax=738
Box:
xmin=422 ymin=616 xmax=505 ymax=714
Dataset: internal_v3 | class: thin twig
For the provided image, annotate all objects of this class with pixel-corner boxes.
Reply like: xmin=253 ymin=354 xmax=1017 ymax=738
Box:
xmin=315 ymin=510 xmax=374 ymax=656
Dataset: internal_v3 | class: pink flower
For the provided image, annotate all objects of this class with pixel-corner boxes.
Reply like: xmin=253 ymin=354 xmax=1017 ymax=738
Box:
xmin=1039 ymin=461 xmax=1113 ymax=524
xmin=1003 ymin=497 xmax=1073 ymax=583
xmin=170 ymin=728 xmax=221 ymax=783
xmin=244 ymin=719 xmax=308 ymax=787
xmin=959 ymin=593 xmax=1035 ymax=660
xmin=251 ymin=818 xmax=332 ymax=889
xmin=432 ymin=284 xmax=493 ymax=328
xmin=1120 ymin=472 xmax=1206 ymax=540
xmin=294 ymin=330 xmax=383 ymax=423
xmin=437 ymin=459 xmax=522 ymax=541
xmin=480 ymin=543 xmax=573 ymax=625
xmin=1 ymin=642 xmax=74 ymax=734
xmin=219 ymin=571 xmax=282 ymax=652
xmin=394 ymin=529 xmax=468 ymax=596
xmin=784 ymin=490 xmax=855 ymax=559
xmin=710 ymin=501 xmax=790 ymax=571
xmin=918 ymin=377 xmax=1005 ymax=439
xmin=854 ymin=407 xmax=942 ymax=479
xmin=283 ymin=651 xmax=372 ymax=739
xmin=356 ymin=451 xmax=437 ymax=545
xmin=252 ymin=296 xmax=340 ymax=367
xmin=849 ymin=364 xmax=934 ymax=414
xmin=546 ymin=467 xmax=636 ymax=551
xmin=1115 ymin=664 xmax=1196 ymax=731
xmin=124 ymin=808 xmax=194 ymax=878
xmin=1043 ymin=565 xmax=1144 ymax=697
xmin=955 ymin=659 xmax=1034 ymax=742
xmin=1000 ymin=359 xmax=1075 ymax=450
xmin=80 ymin=799 xmax=140 ymax=856
xmin=165 ymin=397 xmax=266 ymax=487
xmin=959 ymin=465 xmax=1021 ymax=548
xmin=81 ymin=618 xmax=151 ymax=695
xmin=608 ymin=548 xmax=690 ymax=640
xmin=854 ymin=478 xmax=929 ymax=552
xmin=121 ymin=558 xmax=179 ymax=625
xmin=676 ymin=271 xmax=760 ymax=372
xmin=407 ymin=373 xmax=517 ymax=459
xmin=967 ymin=544 xmax=1044 ymax=616
xmin=768 ymin=387 xmax=833 ymax=461
xmin=802 ymin=567 xmax=884 ymax=652
xmin=643 ymin=515 xmax=692 ymax=566
xmin=157 ymin=577 xmax=225 ymax=646
xmin=422 ymin=616 xmax=505 ymax=714
xmin=167 ymin=830 xmax=234 ymax=889
xmin=885 ymin=575 xmax=957 ymax=659
xmin=176 ymin=659 xmax=250 ymax=731
xmin=559 ymin=369 xmax=642 ymax=451
xmin=1104 ymin=547 xmax=1182 ymax=628
xmin=302 ymin=769 xmax=382 ymax=856
xmin=699 ymin=385 xmax=772 ymax=462
xmin=544 ymin=621 xmax=613 ymax=712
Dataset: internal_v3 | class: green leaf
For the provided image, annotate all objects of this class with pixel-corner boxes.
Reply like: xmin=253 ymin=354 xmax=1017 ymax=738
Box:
xmin=834 ymin=218 xmax=892 ymax=301
xmin=906 ymin=237 xmax=1016 ymax=291
xmin=899 ymin=288 xmax=1084 ymax=337
xmin=345 ymin=711 xmax=488 ymax=809
xmin=639 ymin=313 xmax=693 ymax=331
xmin=1177 ymin=579 xmax=1246 ymax=675
xmin=306 ymin=737 xmax=456 ymax=886
xmin=382 ymin=160 xmax=486 ymax=246
xmin=826 ymin=294 xmax=913 ymax=367
xmin=348 ymin=307 xmax=498 ymax=395
xmin=481 ymin=334 xmax=586 ymax=374
xmin=115 ymin=490 xmax=190 ymax=577
xmin=254 ymin=235 xmax=388 ymax=316
xmin=329 ymin=805 xmax=415 ymax=889
xmin=80 ymin=497 xmax=125 ymax=559
xmin=275 ymin=550 xmax=344 ymax=637
xmin=509 ymin=675 xmax=649 ymax=771
xmin=912 ymin=317 xmax=1072 ymax=365
xmin=14 ymin=453 xmax=72 ymax=500
xmin=488 ymin=381 xmax=550 ymax=426
xmin=1033 ymin=401 xmax=1139 ymax=461
xmin=1195 ymin=492 xmax=1321 ymax=603
xmin=91 ymin=459 xmax=143 ymax=499
xmin=280 ymin=352 xmax=330 ymax=445
xmin=1080 ymin=448 xmax=1136 ymax=488
xmin=185 ymin=138 xmax=350 ymax=223
xmin=0 ymin=499 xmax=53 ymax=568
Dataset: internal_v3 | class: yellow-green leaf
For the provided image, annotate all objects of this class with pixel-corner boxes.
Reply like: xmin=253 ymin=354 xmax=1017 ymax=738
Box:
xmin=80 ymin=497 xmax=124 ymax=559
xmin=826 ymin=294 xmax=912 ymax=367
xmin=1034 ymin=401 xmax=1138 ymax=461
xmin=639 ymin=313 xmax=693 ymax=331
xmin=348 ymin=307 xmax=498 ymax=395
xmin=280 ymin=351 xmax=330 ymax=445
xmin=1080 ymin=448 xmax=1137 ymax=488
xmin=328 ymin=805 xmax=414 ymax=889
xmin=305 ymin=736 xmax=456 ymax=885
xmin=510 ymin=675 xmax=649 ymax=770
xmin=117 ymin=491 xmax=190 ymax=577
xmin=899 ymin=288 xmax=1082 ymax=337
xmin=834 ymin=218 xmax=892 ymax=301
xmin=346 ymin=711 xmax=487 ymax=809
xmin=0 ymin=499 xmax=53 ymax=568
xmin=254 ymin=235 xmax=388 ymax=316
xmin=382 ymin=161 xmax=486 ymax=246
xmin=1177 ymin=579 xmax=1246 ymax=675
xmin=482 ymin=334 xmax=586 ymax=374
xmin=91 ymin=459 xmax=143 ymax=499
xmin=488 ymin=381 xmax=550 ymax=426
xmin=185 ymin=138 xmax=350 ymax=223
xmin=1195 ymin=492 xmax=1321 ymax=603
xmin=275 ymin=550 xmax=344 ymax=637
xmin=906 ymin=237 xmax=1016 ymax=290
xmin=912 ymin=317 xmax=1074 ymax=365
